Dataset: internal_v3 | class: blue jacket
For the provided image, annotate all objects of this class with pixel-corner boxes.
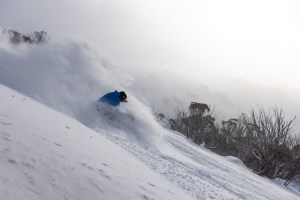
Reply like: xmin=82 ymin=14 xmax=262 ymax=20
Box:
xmin=99 ymin=90 xmax=121 ymax=106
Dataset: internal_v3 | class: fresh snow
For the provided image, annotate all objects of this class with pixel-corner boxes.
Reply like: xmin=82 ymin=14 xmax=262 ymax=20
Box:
xmin=0 ymin=85 xmax=191 ymax=200
xmin=0 ymin=36 xmax=300 ymax=199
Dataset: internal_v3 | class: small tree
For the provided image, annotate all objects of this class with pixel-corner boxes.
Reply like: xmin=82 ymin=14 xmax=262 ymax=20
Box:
xmin=170 ymin=102 xmax=216 ymax=145
xmin=28 ymin=31 xmax=48 ymax=43
xmin=206 ymin=118 xmax=247 ymax=156
xmin=1 ymin=29 xmax=48 ymax=44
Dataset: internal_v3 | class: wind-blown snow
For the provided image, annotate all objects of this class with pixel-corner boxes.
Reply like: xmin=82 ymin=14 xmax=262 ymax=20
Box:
xmin=0 ymin=36 xmax=131 ymax=115
xmin=0 ymin=36 xmax=162 ymax=147
xmin=1 ymin=36 xmax=300 ymax=199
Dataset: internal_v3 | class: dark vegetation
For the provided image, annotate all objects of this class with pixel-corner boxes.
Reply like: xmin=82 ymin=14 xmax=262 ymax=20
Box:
xmin=1 ymin=29 xmax=48 ymax=44
xmin=157 ymin=102 xmax=300 ymax=186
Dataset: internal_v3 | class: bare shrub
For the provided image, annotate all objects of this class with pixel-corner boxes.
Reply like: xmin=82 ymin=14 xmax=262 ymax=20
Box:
xmin=166 ymin=102 xmax=299 ymax=185
xmin=284 ymin=137 xmax=300 ymax=185
xmin=239 ymin=107 xmax=296 ymax=179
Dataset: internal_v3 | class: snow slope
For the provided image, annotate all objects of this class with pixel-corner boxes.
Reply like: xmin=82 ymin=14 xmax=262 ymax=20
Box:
xmin=1 ymin=36 xmax=300 ymax=199
xmin=0 ymin=84 xmax=191 ymax=200
xmin=1 ymin=85 xmax=300 ymax=200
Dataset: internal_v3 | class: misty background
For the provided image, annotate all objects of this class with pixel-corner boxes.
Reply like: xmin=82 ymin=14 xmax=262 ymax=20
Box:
xmin=1 ymin=0 xmax=300 ymax=131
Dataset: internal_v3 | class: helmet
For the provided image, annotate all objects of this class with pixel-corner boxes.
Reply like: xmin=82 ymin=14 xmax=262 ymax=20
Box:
xmin=119 ymin=91 xmax=127 ymax=101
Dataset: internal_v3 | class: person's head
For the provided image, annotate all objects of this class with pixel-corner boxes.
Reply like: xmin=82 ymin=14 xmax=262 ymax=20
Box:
xmin=119 ymin=91 xmax=127 ymax=102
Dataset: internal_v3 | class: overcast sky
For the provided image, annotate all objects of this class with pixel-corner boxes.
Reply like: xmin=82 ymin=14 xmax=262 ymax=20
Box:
xmin=1 ymin=0 xmax=300 ymax=128
xmin=2 ymin=0 xmax=300 ymax=86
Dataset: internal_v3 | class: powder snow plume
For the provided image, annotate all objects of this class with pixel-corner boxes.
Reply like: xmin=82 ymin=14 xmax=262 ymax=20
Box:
xmin=0 ymin=34 xmax=163 ymax=147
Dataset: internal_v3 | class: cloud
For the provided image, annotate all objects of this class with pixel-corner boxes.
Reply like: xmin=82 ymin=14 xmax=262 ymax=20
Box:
xmin=2 ymin=0 xmax=300 ymax=83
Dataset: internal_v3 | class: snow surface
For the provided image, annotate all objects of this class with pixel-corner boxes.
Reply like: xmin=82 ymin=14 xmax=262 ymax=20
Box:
xmin=0 ymin=36 xmax=300 ymax=199
xmin=0 ymin=85 xmax=191 ymax=200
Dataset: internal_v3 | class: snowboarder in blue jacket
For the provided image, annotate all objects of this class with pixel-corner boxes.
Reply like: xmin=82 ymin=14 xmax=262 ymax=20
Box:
xmin=99 ymin=90 xmax=127 ymax=106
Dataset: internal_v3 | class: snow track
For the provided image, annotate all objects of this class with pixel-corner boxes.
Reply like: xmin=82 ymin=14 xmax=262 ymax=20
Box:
xmin=105 ymin=132 xmax=300 ymax=200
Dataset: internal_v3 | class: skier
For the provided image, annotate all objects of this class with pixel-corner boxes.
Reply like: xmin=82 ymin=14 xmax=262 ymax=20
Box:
xmin=96 ymin=90 xmax=133 ymax=121
xmin=98 ymin=90 xmax=127 ymax=106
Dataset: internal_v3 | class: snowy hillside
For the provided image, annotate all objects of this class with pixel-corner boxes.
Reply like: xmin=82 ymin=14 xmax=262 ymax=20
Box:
xmin=1 ymin=36 xmax=300 ymax=200
xmin=0 ymin=85 xmax=191 ymax=200
xmin=2 ymin=84 xmax=300 ymax=200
